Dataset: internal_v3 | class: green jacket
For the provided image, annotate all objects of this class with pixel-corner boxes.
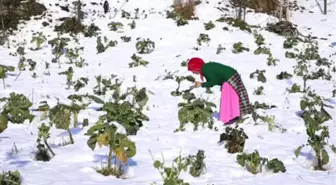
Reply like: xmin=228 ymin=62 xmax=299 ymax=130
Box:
xmin=201 ymin=62 xmax=237 ymax=88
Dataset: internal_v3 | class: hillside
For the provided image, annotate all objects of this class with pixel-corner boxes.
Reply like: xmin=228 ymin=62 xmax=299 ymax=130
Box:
xmin=0 ymin=0 xmax=336 ymax=184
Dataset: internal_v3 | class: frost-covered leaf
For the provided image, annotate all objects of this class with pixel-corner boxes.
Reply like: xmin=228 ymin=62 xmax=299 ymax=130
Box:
xmin=1 ymin=93 xmax=34 ymax=124
xmin=49 ymin=104 xmax=71 ymax=130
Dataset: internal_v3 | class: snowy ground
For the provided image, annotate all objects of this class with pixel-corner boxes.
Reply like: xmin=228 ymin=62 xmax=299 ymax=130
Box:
xmin=1 ymin=0 xmax=336 ymax=184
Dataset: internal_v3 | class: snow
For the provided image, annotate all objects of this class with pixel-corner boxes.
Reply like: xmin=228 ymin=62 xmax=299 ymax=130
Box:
xmin=0 ymin=0 xmax=336 ymax=184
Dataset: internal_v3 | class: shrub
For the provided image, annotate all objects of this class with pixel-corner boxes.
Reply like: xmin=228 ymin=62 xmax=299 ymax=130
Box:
xmin=0 ymin=170 xmax=22 ymax=185
xmin=173 ymin=0 xmax=196 ymax=20
xmin=54 ymin=17 xmax=85 ymax=34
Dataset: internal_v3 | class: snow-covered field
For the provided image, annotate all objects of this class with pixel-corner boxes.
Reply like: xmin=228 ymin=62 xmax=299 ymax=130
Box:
xmin=1 ymin=0 xmax=336 ymax=184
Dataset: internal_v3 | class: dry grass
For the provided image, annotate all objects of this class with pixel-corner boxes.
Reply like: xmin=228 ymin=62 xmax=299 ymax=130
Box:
xmin=248 ymin=0 xmax=278 ymax=13
xmin=94 ymin=164 xmax=124 ymax=178
xmin=173 ymin=0 xmax=196 ymax=19
xmin=247 ymin=0 xmax=289 ymax=20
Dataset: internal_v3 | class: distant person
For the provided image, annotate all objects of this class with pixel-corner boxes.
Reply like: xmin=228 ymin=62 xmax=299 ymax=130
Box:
xmin=103 ymin=0 xmax=109 ymax=14
xmin=187 ymin=57 xmax=253 ymax=124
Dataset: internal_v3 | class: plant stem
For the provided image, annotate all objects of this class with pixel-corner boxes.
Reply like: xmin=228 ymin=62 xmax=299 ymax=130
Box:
xmin=73 ymin=112 xmax=78 ymax=127
xmin=0 ymin=0 xmax=4 ymax=30
xmin=303 ymin=75 xmax=307 ymax=92
xmin=1 ymin=14 xmax=4 ymax=31
xmin=67 ymin=128 xmax=74 ymax=144
xmin=148 ymin=149 xmax=165 ymax=179
xmin=315 ymin=148 xmax=324 ymax=170
xmin=108 ymin=146 xmax=113 ymax=170
xmin=43 ymin=139 xmax=55 ymax=156
xmin=14 ymin=70 xmax=21 ymax=81
xmin=2 ymin=78 xmax=5 ymax=89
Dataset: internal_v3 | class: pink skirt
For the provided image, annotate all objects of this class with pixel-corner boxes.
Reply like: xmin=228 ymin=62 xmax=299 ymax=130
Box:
xmin=219 ymin=82 xmax=240 ymax=124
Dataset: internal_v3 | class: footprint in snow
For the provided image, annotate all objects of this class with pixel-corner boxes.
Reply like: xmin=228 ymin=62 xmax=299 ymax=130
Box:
xmin=286 ymin=79 xmax=293 ymax=85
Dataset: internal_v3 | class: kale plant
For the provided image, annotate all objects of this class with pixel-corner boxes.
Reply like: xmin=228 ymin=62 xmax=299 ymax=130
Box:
xmin=171 ymin=75 xmax=195 ymax=96
xmin=0 ymin=93 xmax=34 ymax=124
xmin=232 ymin=42 xmax=249 ymax=53
xmin=218 ymin=126 xmax=248 ymax=153
xmin=276 ymin=71 xmax=293 ymax=80
xmin=48 ymin=35 xmax=71 ymax=65
xmin=35 ymin=123 xmax=55 ymax=161
xmin=65 ymin=46 xmax=85 ymax=65
xmin=30 ymin=32 xmax=47 ymax=50
xmin=135 ymin=38 xmax=155 ymax=54
xmin=96 ymin=36 xmax=118 ymax=54
xmin=283 ymin=37 xmax=298 ymax=49
xmin=74 ymin=77 xmax=89 ymax=91
xmin=58 ymin=67 xmax=74 ymax=89
xmin=149 ymin=149 xmax=190 ymax=185
xmin=249 ymin=70 xmax=266 ymax=83
xmin=175 ymin=150 xmax=206 ymax=177
xmin=237 ymin=150 xmax=286 ymax=174
xmin=84 ymin=23 xmax=101 ymax=37
xmin=129 ymin=54 xmax=149 ymax=68
xmin=197 ymin=33 xmax=210 ymax=46
xmin=93 ymin=75 xmax=118 ymax=96
xmin=0 ymin=170 xmax=22 ymax=185
xmin=0 ymin=64 xmax=15 ymax=89
xmin=290 ymin=38 xmax=332 ymax=90
xmin=176 ymin=91 xmax=216 ymax=131
xmin=92 ymin=79 xmax=150 ymax=135
xmin=108 ymin=22 xmax=124 ymax=31
xmin=86 ymin=123 xmax=136 ymax=177
xmin=252 ymin=31 xmax=279 ymax=66
xmin=48 ymin=101 xmax=87 ymax=144
xmin=295 ymin=91 xmax=335 ymax=170
xmin=96 ymin=101 xmax=149 ymax=135
xmin=204 ymin=21 xmax=215 ymax=30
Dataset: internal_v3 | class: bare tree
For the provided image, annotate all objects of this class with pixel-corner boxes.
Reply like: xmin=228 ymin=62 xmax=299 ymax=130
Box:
xmin=279 ymin=0 xmax=283 ymax=20
xmin=0 ymin=0 xmax=4 ymax=31
xmin=230 ymin=0 xmax=247 ymax=20
xmin=275 ymin=0 xmax=291 ymax=21
xmin=0 ymin=0 xmax=11 ymax=47
xmin=73 ymin=0 xmax=83 ymax=22
xmin=103 ymin=0 xmax=109 ymax=14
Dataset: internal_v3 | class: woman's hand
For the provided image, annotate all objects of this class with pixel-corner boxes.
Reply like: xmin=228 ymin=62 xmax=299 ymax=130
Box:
xmin=194 ymin=81 xmax=201 ymax=88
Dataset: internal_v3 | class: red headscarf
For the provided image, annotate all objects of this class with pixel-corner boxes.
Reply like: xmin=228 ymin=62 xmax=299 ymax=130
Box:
xmin=187 ymin=57 xmax=205 ymax=81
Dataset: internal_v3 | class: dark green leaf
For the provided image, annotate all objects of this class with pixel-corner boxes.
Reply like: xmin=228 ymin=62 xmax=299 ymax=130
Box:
xmin=322 ymin=149 xmax=329 ymax=165
xmin=295 ymin=146 xmax=303 ymax=157
xmin=87 ymin=135 xmax=98 ymax=150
